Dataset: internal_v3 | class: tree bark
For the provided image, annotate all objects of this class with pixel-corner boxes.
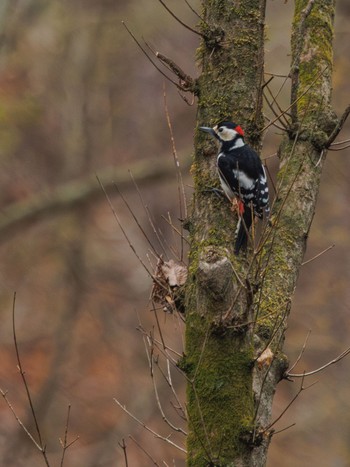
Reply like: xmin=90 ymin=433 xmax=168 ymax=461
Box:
xmin=184 ymin=0 xmax=337 ymax=465
xmin=184 ymin=1 xmax=266 ymax=465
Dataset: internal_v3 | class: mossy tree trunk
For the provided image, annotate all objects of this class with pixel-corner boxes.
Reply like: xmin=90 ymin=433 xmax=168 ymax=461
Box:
xmin=184 ymin=1 xmax=338 ymax=466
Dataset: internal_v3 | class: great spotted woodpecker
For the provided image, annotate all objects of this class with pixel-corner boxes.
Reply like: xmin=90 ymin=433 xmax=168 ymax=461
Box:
xmin=199 ymin=121 xmax=269 ymax=254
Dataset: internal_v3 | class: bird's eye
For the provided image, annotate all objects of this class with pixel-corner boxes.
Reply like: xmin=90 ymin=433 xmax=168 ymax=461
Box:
xmin=218 ymin=128 xmax=223 ymax=132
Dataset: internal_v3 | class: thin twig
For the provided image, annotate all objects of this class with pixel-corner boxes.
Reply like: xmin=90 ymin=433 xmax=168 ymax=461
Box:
xmin=118 ymin=438 xmax=129 ymax=467
xmin=272 ymin=423 xmax=296 ymax=435
xmin=287 ymin=330 xmax=311 ymax=374
xmin=328 ymin=144 xmax=350 ymax=151
xmin=330 ymin=137 xmax=350 ymax=146
xmin=12 ymin=293 xmax=51 ymax=467
xmin=113 ymin=398 xmax=186 ymax=453
xmin=129 ymin=170 xmax=169 ymax=260
xmin=264 ymin=374 xmax=317 ymax=433
xmin=184 ymin=0 xmax=203 ymax=20
xmin=157 ymin=0 xmax=203 ymax=37
xmin=121 ymin=22 xmax=185 ymax=91
xmin=114 ymin=182 xmax=161 ymax=259
xmin=142 ymin=329 xmax=187 ymax=436
xmin=129 ymin=436 xmax=160 ymax=466
xmin=261 ymin=66 xmax=329 ymax=133
xmin=286 ymin=346 xmax=350 ymax=378
xmin=163 ymin=86 xmax=188 ymax=261
xmin=59 ymin=405 xmax=79 ymax=467
xmin=301 ymin=244 xmax=335 ymax=266
xmin=0 ymin=388 xmax=43 ymax=452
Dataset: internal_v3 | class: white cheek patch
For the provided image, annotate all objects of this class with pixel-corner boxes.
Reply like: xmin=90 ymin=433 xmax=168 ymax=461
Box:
xmin=219 ymin=128 xmax=239 ymax=141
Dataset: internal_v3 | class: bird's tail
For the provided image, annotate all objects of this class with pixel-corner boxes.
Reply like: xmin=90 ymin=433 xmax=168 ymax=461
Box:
xmin=234 ymin=205 xmax=253 ymax=255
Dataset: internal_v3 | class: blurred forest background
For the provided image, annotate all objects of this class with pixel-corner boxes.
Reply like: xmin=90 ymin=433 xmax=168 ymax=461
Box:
xmin=0 ymin=1 xmax=349 ymax=466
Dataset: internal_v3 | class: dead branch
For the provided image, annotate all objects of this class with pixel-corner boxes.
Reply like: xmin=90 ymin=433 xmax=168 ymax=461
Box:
xmin=157 ymin=52 xmax=195 ymax=90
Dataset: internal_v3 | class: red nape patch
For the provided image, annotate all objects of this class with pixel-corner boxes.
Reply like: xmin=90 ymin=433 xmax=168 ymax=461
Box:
xmin=236 ymin=125 xmax=245 ymax=136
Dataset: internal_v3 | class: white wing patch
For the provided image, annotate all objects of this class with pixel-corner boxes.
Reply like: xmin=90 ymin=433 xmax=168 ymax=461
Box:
xmin=232 ymin=169 xmax=255 ymax=190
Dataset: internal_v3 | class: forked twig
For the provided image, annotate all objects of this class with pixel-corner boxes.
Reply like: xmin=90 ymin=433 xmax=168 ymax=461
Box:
xmin=261 ymin=66 xmax=329 ymax=133
xmin=286 ymin=346 xmax=350 ymax=379
xmin=0 ymin=293 xmax=51 ymax=466
xmin=118 ymin=438 xmax=129 ymax=467
xmin=142 ymin=328 xmax=187 ymax=436
xmin=287 ymin=330 xmax=311 ymax=374
xmin=59 ymin=405 xmax=79 ymax=467
xmin=263 ymin=374 xmax=317 ymax=433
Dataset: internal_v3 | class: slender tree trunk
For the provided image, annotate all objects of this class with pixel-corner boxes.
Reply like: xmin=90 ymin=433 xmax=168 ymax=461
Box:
xmin=184 ymin=0 xmax=338 ymax=465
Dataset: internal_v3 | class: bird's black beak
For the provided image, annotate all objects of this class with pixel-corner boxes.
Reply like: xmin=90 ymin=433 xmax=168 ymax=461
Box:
xmin=199 ymin=126 xmax=217 ymax=138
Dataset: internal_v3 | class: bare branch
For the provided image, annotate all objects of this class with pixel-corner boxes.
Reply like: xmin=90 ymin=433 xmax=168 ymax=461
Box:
xmin=157 ymin=0 xmax=203 ymax=37
xmin=163 ymin=87 xmax=188 ymax=261
xmin=301 ymin=244 xmax=335 ymax=266
xmin=121 ymin=21 xmax=187 ymax=90
xmin=129 ymin=436 xmax=160 ymax=466
xmin=12 ymin=293 xmax=50 ymax=465
xmin=118 ymin=438 xmax=129 ymax=467
xmin=0 ymin=157 xmax=190 ymax=244
xmin=261 ymin=66 xmax=329 ymax=133
xmin=264 ymin=374 xmax=317 ymax=433
xmin=287 ymin=330 xmax=311 ymax=374
xmin=0 ymin=388 xmax=43 ymax=452
xmin=272 ymin=423 xmax=296 ymax=436
xmin=184 ymin=0 xmax=204 ymax=21
xmin=59 ymin=405 xmax=79 ymax=467
xmin=286 ymin=346 xmax=350 ymax=379
xmin=157 ymin=53 xmax=195 ymax=90
xmin=113 ymin=398 xmax=186 ymax=453
xmin=114 ymin=182 xmax=161 ymax=259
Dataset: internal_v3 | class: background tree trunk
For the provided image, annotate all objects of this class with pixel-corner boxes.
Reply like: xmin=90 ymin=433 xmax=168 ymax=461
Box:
xmin=184 ymin=0 xmax=338 ymax=465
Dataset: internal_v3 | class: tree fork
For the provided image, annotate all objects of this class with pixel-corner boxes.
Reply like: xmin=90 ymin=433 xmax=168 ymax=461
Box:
xmin=184 ymin=0 xmax=340 ymax=466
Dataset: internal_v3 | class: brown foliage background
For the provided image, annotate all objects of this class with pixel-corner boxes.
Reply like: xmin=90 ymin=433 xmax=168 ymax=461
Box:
xmin=0 ymin=1 xmax=349 ymax=466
